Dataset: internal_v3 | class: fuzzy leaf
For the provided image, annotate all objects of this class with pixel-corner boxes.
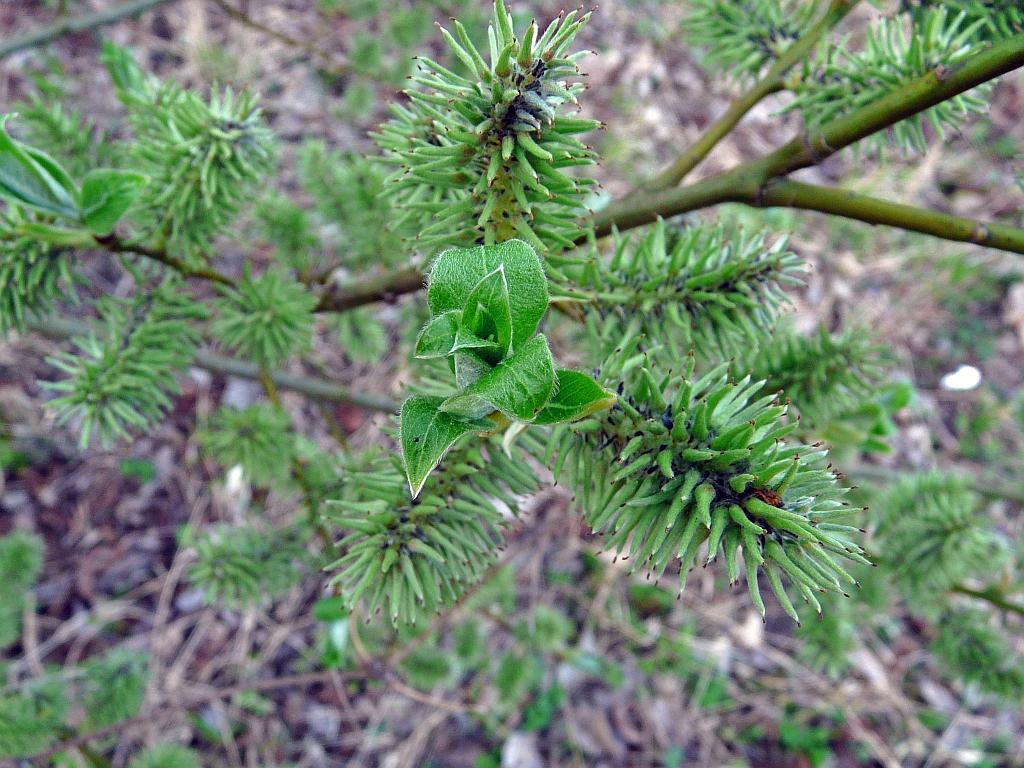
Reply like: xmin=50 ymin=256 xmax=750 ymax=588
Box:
xmin=534 ymin=369 xmax=617 ymax=425
xmin=0 ymin=116 xmax=79 ymax=219
xmin=428 ymin=240 xmax=547 ymax=349
xmin=460 ymin=265 xmax=513 ymax=359
xmin=80 ymin=168 xmax=148 ymax=234
xmin=400 ymin=395 xmax=491 ymax=497
xmin=454 ymin=350 xmax=492 ymax=389
xmin=415 ymin=310 xmax=461 ymax=359
xmin=442 ymin=334 xmax=555 ymax=421
xmin=451 ymin=328 xmax=502 ymax=357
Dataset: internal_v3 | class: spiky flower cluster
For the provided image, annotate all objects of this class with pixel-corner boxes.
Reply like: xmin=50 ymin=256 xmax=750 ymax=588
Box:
xmin=547 ymin=342 xmax=867 ymax=623
xmin=327 ymin=443 xmax=538 ymax=626
xmin=105 ymin=43 xmax=275 ymax=260
xmin=212 ymin=269 xmax=317 ymax=368
xmin=374 ymin=0 xmax=598 ymax=254
xmin=573 ymin=220 xmax=805 ymax=359
xmin=7 ymin=99 xmax=104 ymax=178
xmin=0 ymin=207 xmax=75 ymax=333
xmin=295 ymin=141 xmax=407 ymax=269
xmin=874 ymin=472 xmax=1006 ymax=606
xmin=186 ymin=524 xmax=310 ymax=608
xmin=199 ymin=404 xmax=294 ymax=488
xmin=932 ymin=609 xmax=1024 ymax=701
xmin=738 ymin=325 xmax=886 ymax=427
xmin=45 ymin=281 xmax=205 ymax=447
xmin=687 ymin=0 xmax=816 ymax=82
xmin=0 ymin=531 xmax=44 ymax=650
xmin=0 ymin=681 xmax=67 ymax=759
xmin=790 ymin=7 xmax=991 ymax=152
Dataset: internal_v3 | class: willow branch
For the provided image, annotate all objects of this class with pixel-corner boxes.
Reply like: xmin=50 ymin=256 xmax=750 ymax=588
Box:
xmin=648 ymin=0 xmax=861 ymax=190
xmin=759 ymin=179 xmax=1024 ymax=254
xmin=95 ymin=233 xmax=235 ymax=286
xmin=591 ymin=31 xmax=1024 ymax=240
xmin=26 ymin=315 xmax=400 ymax=413
xmin=314 ymin=265 xmax=425 ymax=312
xmin=950 ymin=584 xmax=1024 ymax=618
xmin=0 ymin=0 xmax=176 ymax=60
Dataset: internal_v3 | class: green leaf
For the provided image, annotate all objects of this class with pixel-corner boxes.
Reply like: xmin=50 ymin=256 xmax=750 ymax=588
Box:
xmin=533 ymin=369 xmax=617 ymax=425
xmin=454 ymin=350 xmax=492 ymax=389
xmin=451 ymin=328 xmax=502 ymax=357
xmin=0 ymin=115 xmax=79 ymax=219
xmin=460 ymin=265 xmax=512 ymax=359
xmin=428 ymin=240 xmax=548 ymax=349
xmin=400 ymin=395 xmax=492 ymax=497
xmin=80 ymin=168 xmax=148 ymax=234
xmin=442 ymin=335 xmax=555 ymax=421
xmin=415 ymin=309 xmax=461 ymax=358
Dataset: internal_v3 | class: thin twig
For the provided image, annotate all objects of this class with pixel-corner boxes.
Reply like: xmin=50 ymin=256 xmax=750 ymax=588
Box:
xmin=25 ymin=315 xmax=400 ymax=413
xmin=950 ymin=584 xmax=1024 ymax=617
xmin=207 ymin=0 xmax=346 ymax=68
xmin=648 ymin=0 xmax=861 ymax=190
xmin=315 ymin=266 xmax=426 ymax=313
xmin=758 ymin=179 xmax=1024 ymax=254
xmin=0 ymin=0 xmax=176 ymax=60
xmin=96 ymin=234 xmax=235 ymax=286
xmin=591 ymin=32 xmax=1024 ymax=240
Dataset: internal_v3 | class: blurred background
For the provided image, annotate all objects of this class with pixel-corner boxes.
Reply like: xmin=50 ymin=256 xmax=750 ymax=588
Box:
xmin=2 ymin=1 xmax=1024 ymax=766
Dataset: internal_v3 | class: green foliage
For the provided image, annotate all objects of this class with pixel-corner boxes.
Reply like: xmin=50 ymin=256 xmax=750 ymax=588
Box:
xmin=81 ymin=648 xmax=149 ymax=729
xmin=0 ymin=114 xmax=79 ymax=220
xmin=330 ymin=308 xmax=389 ymax=364
xmin=400 ymin=646 xmax=454 ymax=688
xmin=295 ymin=142 xmax=406 ymax=268
xmin=186 ymin=524 xmax=311 ymax=608
xmin=795 ymin=600 xmax=858 ymax=677
xmin=573 ymin=220 xmax=805 ymax=360
xmin=326 ymin=442 xmax=538 ymax=625
xmin=737 ymin=324 xmax=886 ymax=428
xmin=128 ymin=744 xmax=202 ymax=768
xmin=0 ymin=680 xmax=69 ymax=759
xmin=0 ymin=206 xmax=76 ymax=333
xmin=686 ymin=0 xmax=816 ymax=82
xmin=790 ymin=7 xmax=992 ymax=153
xmin=374 ymin=0 xmax=598 ymax=254
xmin=778 ymin=711 xmax=836 ymax=768
xmin=796 ymin=559 xmax=893 ymax=677
xmin=200 ymin=404 xmax=294 ymax=487
xmin=79 ymin=168 xmax=148 ymax=235
xmin=0 ymin=530 xmax=45 ymax=650
xmin=874 ymin=472 xmax=1006 ymax=606
xmin=212 ymin=269 xmax=317 ymax=368
xmin=2 ymin=2 xmax=1022 ymax=756
xmin=932 ymin=609 xmax=1024 ymax=701
xmin=253 ymin=192 xmax=322 ymax=273
xmin=401 ymin=240 xmax=612 ymax=494
xmin=106 ymin=44 xmax=275 ymax=260
xmin=902 ymin=0 xmax=1024 ymax=43
xmin=546 ymin=344 xmax=866 ymax=623
xmin=7 ymin=98 xmax=105 ymax=178
xmin=45 ymin=280 xmax=206 ymax=447
xmin=0 ymin=113 xmax=145 ymax=239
